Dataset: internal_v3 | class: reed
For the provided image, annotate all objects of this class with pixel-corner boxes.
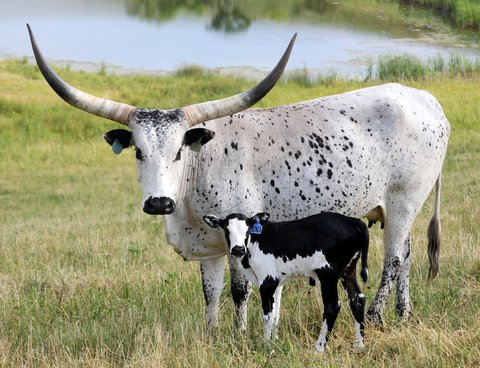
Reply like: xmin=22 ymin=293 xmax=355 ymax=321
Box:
xmin=365 ymin=52 xmax=480 ymax=81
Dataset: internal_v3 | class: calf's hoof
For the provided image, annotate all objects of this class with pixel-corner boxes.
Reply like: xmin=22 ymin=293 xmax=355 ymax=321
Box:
xmin=353 ymin=340 xmax=365 ymax=350
xmin=314 ymin=342 xmax=326 ymax=353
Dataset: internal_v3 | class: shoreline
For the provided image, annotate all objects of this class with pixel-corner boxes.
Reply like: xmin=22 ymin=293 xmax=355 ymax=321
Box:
xmin=0 ymin=54 xmax=364 ymax=81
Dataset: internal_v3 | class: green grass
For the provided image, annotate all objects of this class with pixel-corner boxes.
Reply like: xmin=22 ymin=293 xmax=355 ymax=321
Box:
xmin=399 ymin=0 xmax=480 ymax=29
xmin=1 ymin=60 xmax=479 ymax=366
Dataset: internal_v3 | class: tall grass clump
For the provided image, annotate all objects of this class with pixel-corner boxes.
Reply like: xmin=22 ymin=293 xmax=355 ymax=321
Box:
xmin=286 ymin=67 xmax=339 ymax=87
xmin=174 ymin=64 xmax=207 ymax=78
xmin=287 ymin=66 xmax=314 ymax=87
xmin=378 ymin=53 xmax=427 ymax=81
xmin=398 ymin=0 xmax=480 ymax=28
xmin=366 ymin=52 xmax=480 ymax=81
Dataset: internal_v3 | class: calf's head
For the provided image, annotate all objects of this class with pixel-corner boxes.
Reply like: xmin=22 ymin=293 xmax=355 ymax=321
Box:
xmin=203 ymin=212 xmax=270 ymax=257
xmin=27 ymin=24 xmax=296 ymax=215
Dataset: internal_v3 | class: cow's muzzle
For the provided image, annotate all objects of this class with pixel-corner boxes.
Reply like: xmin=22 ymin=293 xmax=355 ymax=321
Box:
xmin=143 ymin=196 xmax=176 ymax=215
xmin=231 ymin=246 xmax=246 ymax=257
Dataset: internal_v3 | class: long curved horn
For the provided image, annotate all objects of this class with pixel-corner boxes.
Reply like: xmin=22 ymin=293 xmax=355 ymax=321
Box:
xmin=181 ymin=33 xmax=297 ymax=126
xmin=27 ymin=24 xmax=135 ymax=126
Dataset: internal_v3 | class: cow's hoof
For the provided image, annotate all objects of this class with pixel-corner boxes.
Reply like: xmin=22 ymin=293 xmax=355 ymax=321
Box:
xmin=366 ymin=308 xmax=384 ymax=327
xmin=395 ymin=303 xmax=412 ymax=321
xmin=263 ymin=341 xmax=271 ymax=352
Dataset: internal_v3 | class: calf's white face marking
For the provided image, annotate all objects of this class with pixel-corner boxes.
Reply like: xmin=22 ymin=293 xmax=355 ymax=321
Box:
xmin=225 ymin=218 xmax=250 ymax=254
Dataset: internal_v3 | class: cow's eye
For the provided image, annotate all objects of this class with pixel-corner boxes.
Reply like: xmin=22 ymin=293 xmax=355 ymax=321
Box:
xmin=135 ymin=147 xmax=144 ymax=161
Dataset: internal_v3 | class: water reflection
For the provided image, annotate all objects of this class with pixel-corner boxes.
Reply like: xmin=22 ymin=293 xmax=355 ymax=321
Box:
xmin=210 ymin=3 xmax=250 ymax=33
xmin=123 ymin=0 xmax=479 ymax=46
xmin=124 ymin=0 xmax=336 ymax=33
xmin=124 ymin=0 xmax=205 ymax=22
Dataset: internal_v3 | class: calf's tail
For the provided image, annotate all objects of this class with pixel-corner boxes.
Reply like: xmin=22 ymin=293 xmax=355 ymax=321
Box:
xmin=427 ymin=174 xmax=442 ymax=280
xmin=360 ymin=224 xmax=369 ymax=283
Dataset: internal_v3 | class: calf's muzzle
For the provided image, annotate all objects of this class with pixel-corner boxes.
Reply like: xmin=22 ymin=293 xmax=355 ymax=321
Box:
xmin=231 ymin=245 xmax=246 ymax=257
xmin=143 ymin=196 xmax=176 ymax=215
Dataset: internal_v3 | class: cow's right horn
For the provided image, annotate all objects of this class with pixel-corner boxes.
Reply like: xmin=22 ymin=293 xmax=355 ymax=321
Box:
xmin=181 ymin=33 xmax=297 ymax=126
xmin=27 ymin=24 xmax=135 ymax=126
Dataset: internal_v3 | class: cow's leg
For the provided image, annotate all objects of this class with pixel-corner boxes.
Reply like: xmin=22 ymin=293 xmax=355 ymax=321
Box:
xmin=315 ymin=276 xmax=340 ymax=352
xmin=367 ymin=211 xmax=415 ymax=326
xmin=200 ymin=256 xmax=225 ymax=329
xmin=341 ymin=263 xmax=366 ymax=349
xmin=259 ymin=276 xmax=280 ymax=349
xmin=227 ymin=254 xmax=252 ymax=332
xmin=395 ymin=234 xmax=412 ymax=320
xmin=272 ymin=284 xmax=284 ymax=341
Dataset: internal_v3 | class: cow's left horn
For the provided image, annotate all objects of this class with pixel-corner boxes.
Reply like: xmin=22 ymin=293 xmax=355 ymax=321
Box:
xmin=181 ymin=33 xmax=297 ymax=126
xmin=27 ymin=24 xmax=135 ymax=126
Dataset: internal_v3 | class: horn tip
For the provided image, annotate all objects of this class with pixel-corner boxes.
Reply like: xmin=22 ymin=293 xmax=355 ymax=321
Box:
xmin=26 ymin=24 xmax=35 ymax=42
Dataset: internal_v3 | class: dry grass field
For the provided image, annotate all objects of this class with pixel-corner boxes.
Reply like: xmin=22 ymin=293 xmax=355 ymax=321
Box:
xmin=0 ymin=60 xmax=479 ymax=367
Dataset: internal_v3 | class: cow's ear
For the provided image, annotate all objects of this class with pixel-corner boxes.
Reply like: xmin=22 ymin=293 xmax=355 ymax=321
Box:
xmin=203 ymin=214 xmax=222 ymax=228
xmin=183 ymin=128 xmax=215 ymax=152
xmin=258 ymin=212 xmax=270 ymax=221
xmin=103 ymin=129 xmax=133 ymax=154
xmin=249 ymin=212 xmax=270 ymax=225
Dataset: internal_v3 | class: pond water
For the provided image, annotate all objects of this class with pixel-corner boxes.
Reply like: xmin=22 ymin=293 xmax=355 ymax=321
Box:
xmin=1 ymin=0 xmax=480 ymax=78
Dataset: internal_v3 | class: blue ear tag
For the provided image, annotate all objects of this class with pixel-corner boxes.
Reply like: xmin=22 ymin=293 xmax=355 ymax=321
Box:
xmin=112 ymin=138 xmax=123 ymax=155
xmin=249 ymin=219 xmax=263 ymax=235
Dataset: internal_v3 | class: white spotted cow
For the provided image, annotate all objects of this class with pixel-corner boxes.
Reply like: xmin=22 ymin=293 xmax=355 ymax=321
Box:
xmin=28 ymin=24 xmax=450 ymax=329
xmin=203 ymin=212 xmax=369 ymax=351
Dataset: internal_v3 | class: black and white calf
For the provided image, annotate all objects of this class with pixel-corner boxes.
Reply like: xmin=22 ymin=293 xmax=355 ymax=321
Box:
xmin=203 ymin=212 xmax=369 ymax=351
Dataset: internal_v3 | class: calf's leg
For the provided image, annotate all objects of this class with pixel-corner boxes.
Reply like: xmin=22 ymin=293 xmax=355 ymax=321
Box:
xmin=341 ymin=263 xmax=366 ymax=349
xmin=259 ymin=276 xmax=280 ymax=348
xmin=272 ymin=284 xmax=284 ymax=341
xmin=316 ymin=276 xmax=340 ymax=352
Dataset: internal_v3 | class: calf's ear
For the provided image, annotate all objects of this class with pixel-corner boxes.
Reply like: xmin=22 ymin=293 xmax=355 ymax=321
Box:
xmin=103 ymin=129 xmax=133 ymax=154
xmin=183 ymin=128 xmax=215 ymax=152
xmin=203 ymin=214 xmax=222 ymax=228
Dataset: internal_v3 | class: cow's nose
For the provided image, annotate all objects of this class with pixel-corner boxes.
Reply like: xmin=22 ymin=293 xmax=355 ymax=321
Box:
xmin=143 ymin=196 xmax=176 ymax=215
xmin=231 ymin=246 xmax=246 ymax=257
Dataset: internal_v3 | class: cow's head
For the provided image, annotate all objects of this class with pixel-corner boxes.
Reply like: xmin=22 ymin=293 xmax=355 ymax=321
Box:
xmin=27 ymin=24 xmax=295 ymax=215
xmin=102 ymin=112 xmax=216 ymax=215
xmin=203 ymin=212 xmax=270 ymax=257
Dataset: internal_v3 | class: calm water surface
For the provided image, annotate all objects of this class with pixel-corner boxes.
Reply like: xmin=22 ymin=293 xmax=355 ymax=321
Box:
xmin=1 ymin=0 xmax=479 ymax=77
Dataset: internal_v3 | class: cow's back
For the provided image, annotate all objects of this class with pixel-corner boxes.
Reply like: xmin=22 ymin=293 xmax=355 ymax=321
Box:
xmin=169 ymin=83 xmax=450 ymax=260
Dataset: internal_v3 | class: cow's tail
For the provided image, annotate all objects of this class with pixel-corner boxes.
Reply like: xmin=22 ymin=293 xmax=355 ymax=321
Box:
xmin=427 ymin=174 xmax=442 ymax=280
xmin=360 ymin=224 xmax=369 ymax=283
